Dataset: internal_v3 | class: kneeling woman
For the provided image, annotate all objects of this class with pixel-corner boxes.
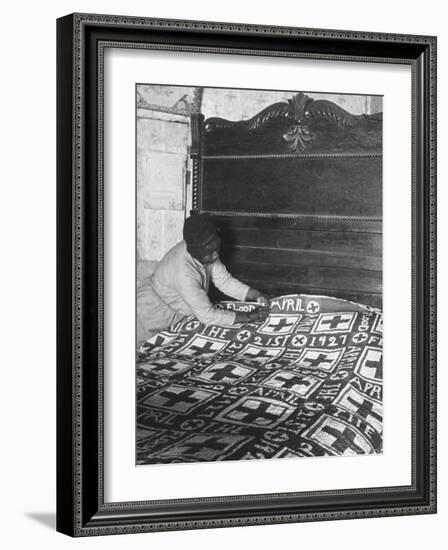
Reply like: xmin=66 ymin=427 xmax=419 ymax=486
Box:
xmin=137 ymin=215 xmax=269 ymax=346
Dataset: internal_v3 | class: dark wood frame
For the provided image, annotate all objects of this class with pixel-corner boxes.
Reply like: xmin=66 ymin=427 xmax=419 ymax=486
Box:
xmin=57 ymin=13 xmax=437 ymax=537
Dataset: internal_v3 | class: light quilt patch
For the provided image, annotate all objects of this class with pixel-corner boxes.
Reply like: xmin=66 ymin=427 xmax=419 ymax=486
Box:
xmin=136 ymin=294 xmax=383 ymax=464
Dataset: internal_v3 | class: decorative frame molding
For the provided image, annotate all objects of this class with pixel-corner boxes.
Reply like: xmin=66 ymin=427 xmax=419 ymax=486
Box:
xmin=56 ymin=12 xmax=437 ymax=537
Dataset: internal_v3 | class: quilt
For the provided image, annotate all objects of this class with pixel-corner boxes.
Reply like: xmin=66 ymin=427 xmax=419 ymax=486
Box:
xmin=136 ymin=294 xmax=383 ymax=464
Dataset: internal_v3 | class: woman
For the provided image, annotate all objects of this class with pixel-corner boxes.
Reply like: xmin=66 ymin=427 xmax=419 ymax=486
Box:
xmin=137 ymin=215 xmax=270 ymax=346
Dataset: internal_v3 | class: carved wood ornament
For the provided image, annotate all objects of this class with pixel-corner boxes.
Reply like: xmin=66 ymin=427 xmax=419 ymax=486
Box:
xmin=204 ymin=92 xmax=382 ymax=152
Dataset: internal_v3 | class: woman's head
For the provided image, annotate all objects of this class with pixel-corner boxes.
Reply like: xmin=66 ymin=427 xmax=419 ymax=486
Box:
xmin=183 ymin=215 xmax=221 ymax=265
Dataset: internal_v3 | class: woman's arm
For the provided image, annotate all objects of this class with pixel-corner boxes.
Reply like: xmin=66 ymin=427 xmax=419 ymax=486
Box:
xmin=210 ymin=258 xmax=250 ymax=301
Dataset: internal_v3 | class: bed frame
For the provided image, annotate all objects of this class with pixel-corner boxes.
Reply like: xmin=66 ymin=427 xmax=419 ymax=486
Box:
xmin=190 ymin=92 xmax=382 ymax=308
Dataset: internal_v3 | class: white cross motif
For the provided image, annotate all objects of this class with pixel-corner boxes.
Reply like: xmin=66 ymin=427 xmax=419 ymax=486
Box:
xmin=296 ymin=348 xmax=342 ymax=372
xmin=185 ymin=320 xmax=201 ymax=331
xmin=291 ymin=334 xmax=308 ymax=347
xmin=139 ymin=358 xmax=191 ymax=377
xmin=143 ymin=384 xmax=218 ymax=414
xmin=313 ymin=313 xmax=356 ymax=333
xmin=306 ymin=300 xmax=320 ymax=313
xmin=237 ymin=329 xmax=251 ymax=342
xmin=335 ymin=385 xmax=383 ymax=433
xmin=303 ymin=415 xmax=373 ymax=456
xmin=263 ymin=370 xmax=322 ymax=397
xmin=355 ymin=347 xmax=383 ymax=382
xmin=238 ymin=344 xmax=283 ymax=363
xmin=373 ymin=314 xmax=383 ymax=334
xmin=177 ymin=335 xmax=226 ymax=356
xmin=352 ymin=332 xmax=368 ymax=343
xmin=259 ymin=314 xmax=301 ymax=335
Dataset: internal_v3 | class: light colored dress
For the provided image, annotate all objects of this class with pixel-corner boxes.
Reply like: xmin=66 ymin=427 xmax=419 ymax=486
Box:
xmin=137 ymin=240 xmax=250 ymax=345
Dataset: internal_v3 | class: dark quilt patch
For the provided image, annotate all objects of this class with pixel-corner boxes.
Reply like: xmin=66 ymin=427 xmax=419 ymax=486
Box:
xmin=136 ymin=294 xmax=383 ymax=464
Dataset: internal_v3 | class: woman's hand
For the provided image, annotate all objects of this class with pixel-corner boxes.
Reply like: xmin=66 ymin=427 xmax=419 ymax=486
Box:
xmin=248 ymin=306 xmax=270 ymax=322
xmin=246 ymin=287 xmax=270 ymax=306
xmin=234 ymin=305 xmax=269 ymax=324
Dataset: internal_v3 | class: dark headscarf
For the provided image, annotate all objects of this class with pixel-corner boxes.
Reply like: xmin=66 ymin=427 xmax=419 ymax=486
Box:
xmin=183 ymin=215 xmax=217 ymax=248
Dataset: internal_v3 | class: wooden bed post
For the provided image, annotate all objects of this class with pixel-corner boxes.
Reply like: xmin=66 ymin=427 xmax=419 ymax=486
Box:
xmin=190 ymin=113 xmax=204 ymax=214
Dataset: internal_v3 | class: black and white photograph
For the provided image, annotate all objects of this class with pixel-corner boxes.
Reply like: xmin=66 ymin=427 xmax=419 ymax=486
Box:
xmin=1 ymin=0 xmax=442 ymax=545
xmin=135 ymin=84 xmax=383 ymax=465
xmin=53 ymin=0 xmax=439 ymax=539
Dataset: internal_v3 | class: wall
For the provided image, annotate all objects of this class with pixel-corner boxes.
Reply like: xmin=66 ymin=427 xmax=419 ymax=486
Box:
xmin=202 ymin=88 xmax=381 ymax=119
xmin=137 ymin=84 xmax=380 ymax=262
xmin=1 ymin=1 xmax=445 ymax=550
xmin=136 ymin=84 xmax=201 ymax=261
xmin=136 ymin=109 xmax=189 ymax=261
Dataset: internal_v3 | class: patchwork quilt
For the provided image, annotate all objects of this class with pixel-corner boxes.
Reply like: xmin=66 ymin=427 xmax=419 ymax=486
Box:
xmin=136 ymin=294 xmax=383 ymax=465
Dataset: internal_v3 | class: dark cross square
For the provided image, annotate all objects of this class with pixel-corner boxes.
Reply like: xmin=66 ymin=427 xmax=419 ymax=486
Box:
xmin=180 ymin=436 xmax=228 ymax=454
xmin=152 ymin=360 xmax=182 ymax=372
xmin=347 ymin=395 xmax=382 ymax=422
xmin=308 ymin=302 xmax=319 ymax=312
xmin=149 ymin=335 xmax=170 ymax=348
xmin=188 ymin=340 xmax=220 ymax=355
xmin=273 ymin=372 xmax=312 ymax=389
xmin=302 ymin=353 xmax=331 ymax=368
xmin=320 ymin=315 xmax=351 ymax=330
xmin=233 ymin=399 xmax=286 ymax=425
xmin=247 ymin=348 xmax=276 ymax=359
xmin=266 ymin=317 xmax=295 ymax=331
xmin=206 ymin=364 xmax=243 ymax=382
xmin=364 ymin=355 xmax=383 ymax=379
xmin=157 ymin=388 xmax=202 ymax=409
xmin=322 ymin=424 xmax=366 ymax=454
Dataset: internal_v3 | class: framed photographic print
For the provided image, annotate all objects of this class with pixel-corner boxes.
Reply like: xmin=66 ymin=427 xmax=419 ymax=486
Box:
xmin=56 ymin=13 xmax=437 ymax=536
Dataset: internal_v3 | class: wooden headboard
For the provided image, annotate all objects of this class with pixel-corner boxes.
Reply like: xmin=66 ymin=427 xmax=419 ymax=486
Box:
xmin=190 ymin=93 xmax=382 ymax=308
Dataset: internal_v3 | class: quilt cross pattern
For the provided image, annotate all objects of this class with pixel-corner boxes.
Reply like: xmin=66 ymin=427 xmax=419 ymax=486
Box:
xmin=136 ymin=294 xmax=383 ymax=464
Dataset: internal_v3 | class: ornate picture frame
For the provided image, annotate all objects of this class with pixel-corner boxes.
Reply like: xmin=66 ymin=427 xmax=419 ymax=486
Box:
xmin=56 ymin=13 xmax=437 ymax=536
